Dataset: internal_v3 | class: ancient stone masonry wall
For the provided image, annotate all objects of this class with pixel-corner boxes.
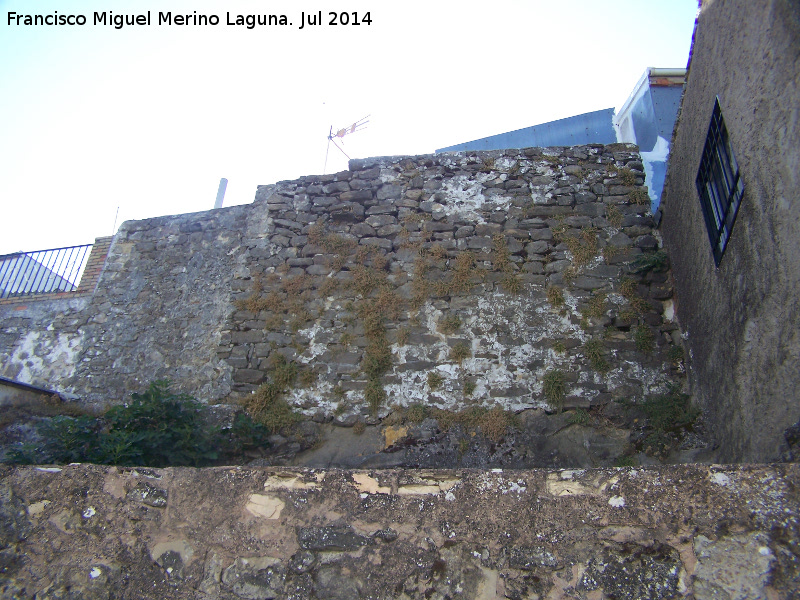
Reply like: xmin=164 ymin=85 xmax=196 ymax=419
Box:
xmin=0 ymin=464 xmax=797 ymax=599
xmin=0 ymin=237 xmax=112 ymax=396
xmin=224 ymin=144 xmax=684 ymax=423
xmin=1 ymin=145 xmax=685 ymax=422
xmin=66 ymin=205 xmax=262 ymax=404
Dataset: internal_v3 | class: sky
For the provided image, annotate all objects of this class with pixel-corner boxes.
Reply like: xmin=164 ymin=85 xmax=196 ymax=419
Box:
xmin=0 ymin=0 xmax=699 ymax=255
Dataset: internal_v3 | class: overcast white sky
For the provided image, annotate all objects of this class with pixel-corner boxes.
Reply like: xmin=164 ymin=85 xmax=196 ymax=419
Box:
xmin=0 ymin=0 xmax=698 ymax=255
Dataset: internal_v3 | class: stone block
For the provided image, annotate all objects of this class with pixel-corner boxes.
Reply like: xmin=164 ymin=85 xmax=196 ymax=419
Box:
xmin=467 ymin=236 xmax=493 ymax=249
xmin=365 ymin=215 xmax=395 ymax=228
xmin=339 ymin=189 xmax=372 ymax=202
xmin=528 ymin=205 xmax=573 ymax=217
xmin=298 ymin=526 xmax=369 ymax=551
xmin=634 ymin=235 xmax=658 ymax=250
xmin=366 ymin=204 xmax=397 ymax=215
xmin=233 ymin=369 xmax=265 ymax=384
xmin=376 ymin=185 xmax=402 ymax=200
xmin=350 ymin=223 xmax=376 ymax=237
xmin=359 ymin=237 xmax=392 ymax=249
xmin=323 ymin=181 xmax=350 ymax=194
xmin=231 ymin=331 xmax=265 ymax=344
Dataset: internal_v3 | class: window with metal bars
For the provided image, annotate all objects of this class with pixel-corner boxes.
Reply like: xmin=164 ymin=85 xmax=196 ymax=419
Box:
xmin=695 ymin=97 xmax=745 ymax=266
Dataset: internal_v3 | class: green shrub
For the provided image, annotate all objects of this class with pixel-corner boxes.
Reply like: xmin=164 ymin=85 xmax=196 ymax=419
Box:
xmin=632 ymin=250 xmax=669 ymax=273
xmin=8 ymin=381 xmax=271 ymax=467
xmin=614 ymin=455 xmax=638 ymax=467
xmin=641 ymin=388 xmax=699 ymax=433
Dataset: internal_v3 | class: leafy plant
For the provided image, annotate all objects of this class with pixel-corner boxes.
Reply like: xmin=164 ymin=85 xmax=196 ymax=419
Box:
xmin=547 ymin=285 xmax=565 ymax=308
xmin=586 ymin=292 xmax=607 ymax=319
xmin=427 ymin=371 xmax=444 ymax=391
xmin=246 ymin=382 xmax=301 ymax=434
xmin=584 ymin=339 xmax=610 ymax=373
xmin=8 ymin=382 xmax=272 ymax=467
xmin=563 ymin=228 xmax=598 ymax=266
xmin=634 ymin=324 xmax=655 ymax=353
xmin=463 ymin=379 xmax=477 ymax=397
xmin=605 ymin=204 xmax=623 ymax=228
xmin=632 ymin=250 xmax=669 ymax=273
xmin=439 ymin=314 xmax=462 ymax=335
xmin=543 ymin=369 xmax=565 ymax=411
xmin=405 ymin=403 xmax=429 ymax=423
xmin=641 ymin=387 xmax=699 ymax=433
xmin=618 ymin=167 xmax=637 ymax=186
xmin=614 ymin=455 xmax=638 ymax=467
xmin=492 ymin=234 xmax=512 ymax=273
xmin=602 ymin=244 xmax=620 ymax=264
xmin=628 ymin=188 xmax=650 ymax=205
xmin=395 ymin=327 xmax=410 ymax=346
xmin=365 ymin=379 xmax=386 ymax=415
xmin=363 ymin=340 xmax=392 ymax=379
xmin=270 ymin=354 xmax=297 ymax=388
xmin=568 ymin=408 xmax=591 ymax=426
xmin=501 ymin=273 xmax=523 ymax=294
xmin=667 ymin=344 xmax=685 ymax=366
xmin=449 ymin=342 xmax=472 ymax=365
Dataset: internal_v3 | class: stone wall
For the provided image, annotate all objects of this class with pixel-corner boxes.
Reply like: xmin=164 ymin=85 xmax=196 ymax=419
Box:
xmin=659 ymin=0 xmax=800 ymax=462
xmin=0 ymin=145 xmax=685 ymax=426
xmin=0 ymin=463 xmax=797 ymax=599
xmin=0 ymin=237 xmax=112 ymax=397
xmin=223 ymin=145 xmax=682 ymax=426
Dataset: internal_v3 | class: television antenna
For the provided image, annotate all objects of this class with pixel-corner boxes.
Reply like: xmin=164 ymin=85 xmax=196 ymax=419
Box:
xmin=324 ymin=115 xmax=369 ymax=173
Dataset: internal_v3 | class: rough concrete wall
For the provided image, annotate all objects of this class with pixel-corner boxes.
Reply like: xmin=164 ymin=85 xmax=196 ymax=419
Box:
xmin=0 ymin=464 xmax=797 ymax=599
xmin=659 ymin=0 xmax=800 ymax=462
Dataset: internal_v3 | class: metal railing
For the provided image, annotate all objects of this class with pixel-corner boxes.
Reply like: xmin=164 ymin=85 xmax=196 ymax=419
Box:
xmin=0 ymin=244 xmax=92 ymax=299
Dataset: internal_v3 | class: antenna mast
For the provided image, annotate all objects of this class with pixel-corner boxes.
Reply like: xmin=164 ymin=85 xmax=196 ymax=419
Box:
xmin=324 ymin=115 xmax=369 ymax=173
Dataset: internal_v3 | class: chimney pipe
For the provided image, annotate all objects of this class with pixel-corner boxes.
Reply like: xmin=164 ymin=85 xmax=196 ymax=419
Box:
xmin=214 ymin=178 xmax=228 ymax=209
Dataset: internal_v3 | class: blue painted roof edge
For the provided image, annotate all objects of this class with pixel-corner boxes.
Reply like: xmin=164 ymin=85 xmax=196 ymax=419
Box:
xmin=436 ymin=107 xmax=616 ymax=153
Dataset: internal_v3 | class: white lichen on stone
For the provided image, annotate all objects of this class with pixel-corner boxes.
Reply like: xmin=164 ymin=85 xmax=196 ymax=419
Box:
xmin=608 ymin=496 xmax=626 ymax=508
xmin=711 ymin=472 xmax=731 ymax=486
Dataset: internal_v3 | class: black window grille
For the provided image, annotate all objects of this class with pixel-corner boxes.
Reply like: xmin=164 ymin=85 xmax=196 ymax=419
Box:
xmin=695 ymin=97 xmax=745 ymax=266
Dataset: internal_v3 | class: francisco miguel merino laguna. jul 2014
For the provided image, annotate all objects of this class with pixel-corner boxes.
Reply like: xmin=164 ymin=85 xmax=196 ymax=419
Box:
xmin=6 ymin=10 xmax=372 ymax=29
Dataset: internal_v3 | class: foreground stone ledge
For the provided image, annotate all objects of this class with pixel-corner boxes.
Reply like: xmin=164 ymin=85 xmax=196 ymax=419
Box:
xmin=0 ymin=464 xmax=797 ymax=599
